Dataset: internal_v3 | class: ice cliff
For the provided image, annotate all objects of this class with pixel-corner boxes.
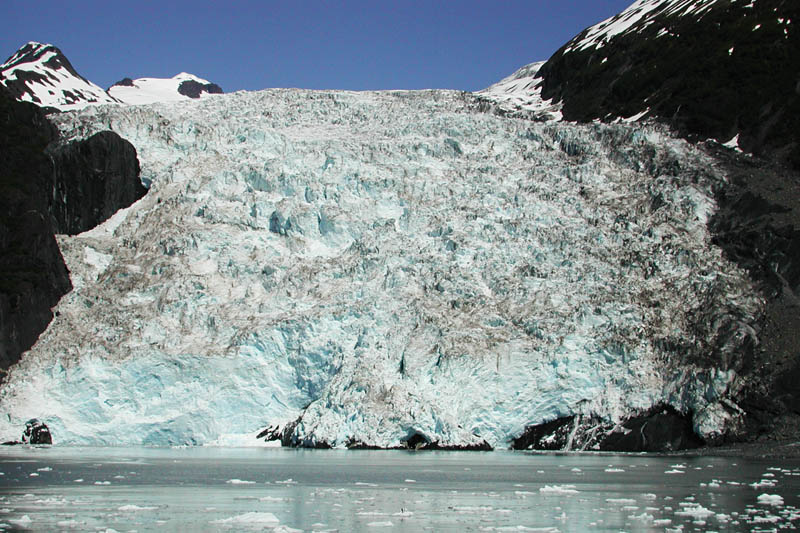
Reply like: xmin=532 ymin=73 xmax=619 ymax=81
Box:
xmin=0 ymin=88 xmax=761 ymax=447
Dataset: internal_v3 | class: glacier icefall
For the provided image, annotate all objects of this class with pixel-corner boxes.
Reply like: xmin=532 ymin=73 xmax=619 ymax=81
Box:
xmin=0 ymin=89 xmax=761 ymax=447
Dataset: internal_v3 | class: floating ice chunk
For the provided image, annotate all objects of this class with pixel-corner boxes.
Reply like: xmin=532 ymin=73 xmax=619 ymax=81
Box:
xmin=118 ymin=504 xmax=158 ymax=511
xmin=664 ymin=469 xmax=684 ymax=474
xmin=604 ymin=468 xmax=624 ymax=473
xmin=36 ymin=467 xmax=52 ymax=472
xmin=752 ymin=514 xmax=780 ymax=524
xmin=756 ymin=494 xmax=784 ymax=506
xmin=366 ymin=521 xmax=394 ymax=527
xmin=606 ymin=498 xmax=637 ymax=505
xmin=9 ymin=515 xmax=32 ymax=525
xmin=225 ymin=479 xmax=256 ymax=485
xmin=94 ymin=481 xmax=111 ymax=485
xmin=675 ymin=503 xmax=715 ymax=519
xmin=273 ymin=526 xmax=302 ymax=533
xmin=539 ymin=485 xmax=579 ymax=494
xmin=211 ymin=512 xmax=280 ymax=525
xmin=404 ymin=479 xmax=416 ymax=483
xmin=452 ymin=506 xmax=494 ymax=513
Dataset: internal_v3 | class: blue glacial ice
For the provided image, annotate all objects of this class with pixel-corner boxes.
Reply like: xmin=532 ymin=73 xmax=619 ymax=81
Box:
xmin=0 ymin=89 xmax=761 ymax=446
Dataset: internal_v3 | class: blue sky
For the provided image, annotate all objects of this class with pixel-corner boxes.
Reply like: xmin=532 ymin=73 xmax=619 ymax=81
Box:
xmin=4 ymin=1 xmax=632 ymax=92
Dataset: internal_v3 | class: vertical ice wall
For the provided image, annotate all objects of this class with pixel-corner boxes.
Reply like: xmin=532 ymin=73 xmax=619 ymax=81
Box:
xmin=0 ymin=89 xmax=760 ymax=446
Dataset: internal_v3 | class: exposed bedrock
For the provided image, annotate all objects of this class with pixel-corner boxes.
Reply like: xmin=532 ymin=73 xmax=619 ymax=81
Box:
xmin=178 ymin=79 xmax=223 ymax=99
xmin=0 ymin=86 xmax=70 ymax=375
xmin=48 ymin=130 xmax=146 ymax=235
xmin=512 ymin=406 xmax=703 ymax=452
xmin=0 ymin=86 xmax=145 ymax=379
xmin=538 ymin=0 xmax=800 ymax=169
xmin=706 ymin=143 xmax=800 ymax=442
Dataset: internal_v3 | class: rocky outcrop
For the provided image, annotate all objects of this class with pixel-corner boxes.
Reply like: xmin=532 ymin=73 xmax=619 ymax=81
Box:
xmin=110 ymin=77 xmax=134 ymax=88
xmin=0 ymin=85 xmax=145 ymax=379
xmin=513 ymin=406 xmax=703 ymax=453
xmin=22 ymin=418 xmax=52 ymax=444
xmin=178 ymin=79 xmax=223 ymax=99
xmin=707 ymin=143 xmax=800 ymax=442
xmin=48 ymin=131 xmax=145 ymax=235
xmin=0 ymin=86 xmax=70 ymax=376
xmin=538 ymin=0 xmax=800 ymax=169
xmin=1 ymin=418 xmax=52 ymax=445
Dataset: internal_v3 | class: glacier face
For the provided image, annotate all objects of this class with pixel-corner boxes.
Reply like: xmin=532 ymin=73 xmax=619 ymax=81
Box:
xmin=0 ymin=88 xmax=760 ymax=447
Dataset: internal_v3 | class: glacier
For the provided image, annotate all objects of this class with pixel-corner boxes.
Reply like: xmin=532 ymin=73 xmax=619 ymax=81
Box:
xmin=0 ymin=88 xmax=761 ymax=447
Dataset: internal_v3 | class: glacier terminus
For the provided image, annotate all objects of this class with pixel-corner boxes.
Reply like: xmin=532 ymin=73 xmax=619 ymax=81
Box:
xmin=0 ymin=87 xmax=761 ymax=449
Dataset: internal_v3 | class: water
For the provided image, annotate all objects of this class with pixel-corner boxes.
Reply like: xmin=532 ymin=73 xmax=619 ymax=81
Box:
xmin=0 ymin=447 xmax=798 ymax=531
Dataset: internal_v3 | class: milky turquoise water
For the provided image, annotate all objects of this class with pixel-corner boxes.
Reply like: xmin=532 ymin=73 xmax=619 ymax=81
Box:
xmin=0 ymin=447 xmax=798 ymax=531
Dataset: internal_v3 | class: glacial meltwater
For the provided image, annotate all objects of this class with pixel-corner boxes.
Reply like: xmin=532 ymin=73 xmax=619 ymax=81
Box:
xmin=0 ymin=447 xmax=798 ymax=532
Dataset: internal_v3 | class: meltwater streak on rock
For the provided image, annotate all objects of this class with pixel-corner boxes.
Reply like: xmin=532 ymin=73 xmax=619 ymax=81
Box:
xmin=0 ymin=89 xmax=760 ymax=447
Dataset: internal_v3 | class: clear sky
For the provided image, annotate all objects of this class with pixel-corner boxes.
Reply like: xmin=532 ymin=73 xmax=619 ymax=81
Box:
xmin=3 ymin=0 xmax=633 ymax=93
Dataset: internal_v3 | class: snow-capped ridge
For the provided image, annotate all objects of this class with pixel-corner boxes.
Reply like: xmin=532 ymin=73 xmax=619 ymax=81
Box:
xmin=0 ymin=41 xmax=120 ymax=110
xmin=475 ymin=61 xmax=562 ymax=120
xmin=1 ymin=41 xmax=224 ymax=110
xmin=109 ymin=72 xmax=223 ymax=105
xmin=566 ymin=0 xmax=723 ymax=53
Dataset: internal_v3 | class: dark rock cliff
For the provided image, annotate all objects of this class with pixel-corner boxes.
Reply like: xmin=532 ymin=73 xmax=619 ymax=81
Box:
xmin=538 ymin=0 xmax=800 ymax=169
xmin=48 ymin=131 xmax=145 ymax=235
xmin=0 ymin=86 xmax=69 ymax=376
xmin=0 ymin=86 xmax=145 ymax=377
xmin=707 ymin=144 xmax=800 ymax=441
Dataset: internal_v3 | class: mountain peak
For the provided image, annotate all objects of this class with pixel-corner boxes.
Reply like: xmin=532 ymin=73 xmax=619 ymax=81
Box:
xmin=0 ymin=41 xmax=119 ymax=111
xmin=2 ymin=42 xmax=79 ymax=78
